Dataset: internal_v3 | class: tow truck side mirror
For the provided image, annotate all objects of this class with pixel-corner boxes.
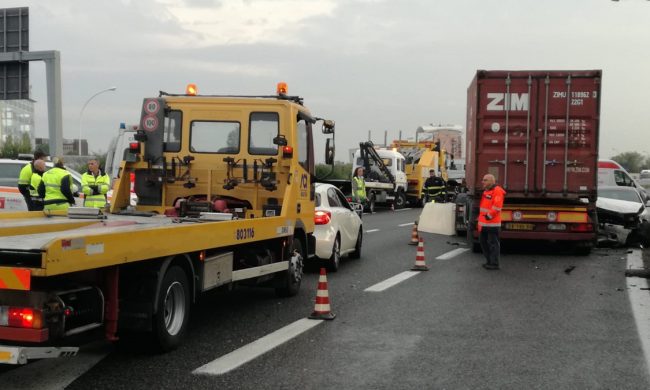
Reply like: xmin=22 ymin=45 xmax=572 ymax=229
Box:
xmin=322 ymin=120 xmax=335 ymax=134
xmin=273 ymin=135 xmax=288 ymax=146
xmin=325 ymin=138 xmax=335 ymax=165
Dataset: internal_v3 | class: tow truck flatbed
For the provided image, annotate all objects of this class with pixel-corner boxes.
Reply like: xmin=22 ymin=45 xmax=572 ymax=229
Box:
xmin=0 ymin=211 xmax=294 ymax=277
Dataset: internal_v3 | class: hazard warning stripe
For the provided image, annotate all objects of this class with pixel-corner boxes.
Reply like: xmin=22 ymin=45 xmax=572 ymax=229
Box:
xmin=0 ymin=268 xmax=31 ymax=291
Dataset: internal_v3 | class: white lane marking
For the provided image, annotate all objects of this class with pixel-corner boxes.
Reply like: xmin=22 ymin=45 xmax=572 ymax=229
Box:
xmin=364 ymin=271 xmax=420 ymax=292
xmin=436 ymin=248 xmax=469 ymax=260
xmin=0 ymin=341 xmax=111 ymax=390
xmin=193 ymin=318 xmax=323 ymax=376
xmin=627 ymin=249 xmax=650 ymax=375
xmin=395 ymin=208 xmax=412 ymax=212
xmin=398 ymin=222 xmax=414 ymax=227
xmin=366 ymin=229 xmax=379 ymax=233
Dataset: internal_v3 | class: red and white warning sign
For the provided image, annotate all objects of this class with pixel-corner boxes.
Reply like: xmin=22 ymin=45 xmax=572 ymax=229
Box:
xmin=142 ymin=115 xmax=159 ymax=132
xmin=143 ymin=99 xmax=160 ymax=115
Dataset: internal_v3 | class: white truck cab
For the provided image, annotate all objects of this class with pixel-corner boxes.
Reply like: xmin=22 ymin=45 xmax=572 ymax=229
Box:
xmin=352 ymin=147 xmax=408 ymax=209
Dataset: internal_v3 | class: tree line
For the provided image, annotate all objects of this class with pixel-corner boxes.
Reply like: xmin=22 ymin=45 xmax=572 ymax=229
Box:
xmin=609 ymin=152 xmax=650 ymax=173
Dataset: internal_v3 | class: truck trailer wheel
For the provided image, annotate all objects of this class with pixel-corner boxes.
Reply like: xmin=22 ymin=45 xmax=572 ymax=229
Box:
xmin=467 ymin=225 xmax=481 ymax=253
xmin=276 ymin=238 xmax=304 ymax=297
xmin=395 ymin=191 xmax=406 ymax=209
xmin=153 ymin=266 xmax=190 ymax=352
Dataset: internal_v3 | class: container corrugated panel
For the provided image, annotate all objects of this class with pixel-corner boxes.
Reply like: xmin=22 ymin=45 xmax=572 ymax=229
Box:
xmin=466 ymin=70 xmax=601 ymax=200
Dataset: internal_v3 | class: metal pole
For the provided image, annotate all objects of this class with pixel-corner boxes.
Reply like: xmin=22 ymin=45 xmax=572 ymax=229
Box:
xmin=78 ymin=86 xmax=116 ymax=156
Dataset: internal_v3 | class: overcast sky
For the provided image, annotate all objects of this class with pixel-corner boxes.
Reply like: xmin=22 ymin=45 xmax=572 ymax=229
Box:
xmin=5 ymin=0 xmax=650 ymax=160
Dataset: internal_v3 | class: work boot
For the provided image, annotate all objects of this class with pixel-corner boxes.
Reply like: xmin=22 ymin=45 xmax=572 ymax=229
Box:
xmin=482 ymin=263 xmax=500 ymax=270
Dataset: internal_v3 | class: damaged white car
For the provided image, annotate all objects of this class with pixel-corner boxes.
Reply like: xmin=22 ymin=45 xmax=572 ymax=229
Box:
xmin=597 ymin=186 xmax=650 ymax=246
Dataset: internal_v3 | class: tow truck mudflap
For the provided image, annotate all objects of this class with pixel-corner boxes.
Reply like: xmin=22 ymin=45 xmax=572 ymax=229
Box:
xmin=0 ymin=345 xmax=79 ymax=365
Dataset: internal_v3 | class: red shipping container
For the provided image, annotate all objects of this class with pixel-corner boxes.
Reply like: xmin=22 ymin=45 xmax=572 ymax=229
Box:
xmin=466 ymin=70 xmax=601 ymax=200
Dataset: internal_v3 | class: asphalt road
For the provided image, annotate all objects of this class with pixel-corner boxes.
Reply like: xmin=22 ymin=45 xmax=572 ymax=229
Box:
xmin=2 ymin=207 xmax=650 ymax=389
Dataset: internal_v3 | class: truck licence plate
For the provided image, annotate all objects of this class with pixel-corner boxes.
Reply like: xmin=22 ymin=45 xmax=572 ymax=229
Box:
xmin=505 ymin=223 xmax=535 ymax=231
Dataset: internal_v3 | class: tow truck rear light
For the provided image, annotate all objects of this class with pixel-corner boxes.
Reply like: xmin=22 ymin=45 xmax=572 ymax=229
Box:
xmin=129 ymin=142 xmax=140 ymax=153
xmin=129 ymin=172 xmax=135 ymax=193
xmin=570 ymin=223 xmax=593 ymax=232
xmin=314 ymin=210 xmax=331 ymax=225
xmin=282 ymin=146 xmax=293 ymax=157
xmin=0 ymin=306 xmax=43 ymax=329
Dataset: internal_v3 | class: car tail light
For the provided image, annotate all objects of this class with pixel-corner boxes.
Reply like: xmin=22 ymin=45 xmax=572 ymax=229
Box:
xmin=314 ymin=210 xmax=331 ymax=225
xmin=0 ymin=306 xmax=43 ymax=329
xmin=570 ymin=223 xmax=593 ymax=232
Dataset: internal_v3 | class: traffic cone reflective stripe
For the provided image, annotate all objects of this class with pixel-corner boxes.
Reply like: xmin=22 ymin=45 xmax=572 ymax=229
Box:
xmin=408 ymin=222 xmax=419 ymax=245
xmin=309 ymin=268 xmax=336 ymax=320
xmin=411 ymin=237 xmax=429 ymax=271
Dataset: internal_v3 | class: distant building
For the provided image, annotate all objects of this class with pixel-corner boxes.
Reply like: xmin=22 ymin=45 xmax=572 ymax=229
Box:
xmin=35 ymin=137 xmax=88 ymax=155
xmin=0 ymin=99 xmax=35 ymax=148
xmin=416 ymin=124 xmax=463 ymax=160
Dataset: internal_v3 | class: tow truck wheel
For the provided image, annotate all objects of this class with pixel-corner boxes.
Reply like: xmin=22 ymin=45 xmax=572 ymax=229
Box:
xmin=366 ymin=194 xmax=376 ymax=214
xmin=276 ymin=238 xmax=303 ymax=297
xmin=153 ymin=266 xmax=190 ymax=351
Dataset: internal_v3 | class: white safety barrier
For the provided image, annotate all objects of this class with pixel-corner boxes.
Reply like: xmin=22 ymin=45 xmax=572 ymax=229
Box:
xmin=417 ymin=202 xmax=456 ymax=235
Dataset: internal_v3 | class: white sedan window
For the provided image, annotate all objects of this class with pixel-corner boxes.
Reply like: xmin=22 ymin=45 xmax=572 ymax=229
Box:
xmin=327 ymin=188 xmax=341 ymax=207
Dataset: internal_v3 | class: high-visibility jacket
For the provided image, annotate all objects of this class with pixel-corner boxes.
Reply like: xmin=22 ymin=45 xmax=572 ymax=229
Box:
xmin=40 ymin=167 xmax=75 ymax=211
xmin=29 ymin=172 xmax=44 ymax=200
xmin=81 ymin=170 xmax=110 ymax=208
xmin=478 ymin=185 xmax=506 ymax=231
xmin=423 ymin=176 xmax=446 ymax=197
xmin=18 ymin=162 xmax=34 ymax=187
xmin=352 ymin=176 xmax=366 ymax=202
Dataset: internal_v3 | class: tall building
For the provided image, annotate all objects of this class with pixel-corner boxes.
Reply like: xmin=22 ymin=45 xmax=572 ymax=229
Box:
xmin=0 ymin=99 xmax=35 ymax=148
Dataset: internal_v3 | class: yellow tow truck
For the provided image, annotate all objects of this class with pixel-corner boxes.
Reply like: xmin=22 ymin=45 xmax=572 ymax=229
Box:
xmin=0 ymin=83 xmax=335 ymax=364
xmin=390 ymin=139 xmax=447 ymax=206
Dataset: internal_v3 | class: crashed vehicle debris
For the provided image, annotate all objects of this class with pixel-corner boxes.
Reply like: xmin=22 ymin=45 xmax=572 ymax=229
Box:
xmin=596 ymin=186 xmax=650 ymax=247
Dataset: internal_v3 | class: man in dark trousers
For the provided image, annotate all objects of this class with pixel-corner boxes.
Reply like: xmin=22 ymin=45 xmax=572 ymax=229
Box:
xmin=478 ymin=174 xmax=506 ymax=270
xmin=17 ymin=150 xmax=48 ymax=210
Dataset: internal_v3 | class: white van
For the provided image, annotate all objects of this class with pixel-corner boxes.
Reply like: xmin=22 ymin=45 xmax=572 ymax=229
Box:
xmin=105 ymin=123 xmax=138 ymax=206
xmin=105 ymin=123 xmax=138 ymax=182
xmin=598 ymin=159 xmax=648 ymax=200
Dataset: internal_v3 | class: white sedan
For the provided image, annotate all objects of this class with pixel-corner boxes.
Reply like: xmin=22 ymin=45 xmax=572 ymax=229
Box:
xmin=313 ymin=183 xmax=363 ymax=271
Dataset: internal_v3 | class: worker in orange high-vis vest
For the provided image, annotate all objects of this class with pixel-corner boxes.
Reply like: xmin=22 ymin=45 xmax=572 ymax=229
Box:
xmin=478 ymin=174 xmax=506 ymax=270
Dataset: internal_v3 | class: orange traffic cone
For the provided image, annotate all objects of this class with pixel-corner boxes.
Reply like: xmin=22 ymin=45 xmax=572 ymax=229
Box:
xmin=408 ymin=221 xmax=419 ymax=245
xmin=309 ymin=268 xmax=336 ymax=320
xmin=411 ymin=237 xmax=429 ymax=271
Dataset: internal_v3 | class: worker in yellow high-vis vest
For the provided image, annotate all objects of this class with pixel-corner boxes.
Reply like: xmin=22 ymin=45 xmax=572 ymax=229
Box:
xmin=29 ymin=159 xmax=47 ymax=211
xmin=38 ymin=157 xmax=76 ymax=211
xmin=17 ymin=150 xmax=48 ymax=211
xmin=81 ymin=158 xmax=110 ymax=208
